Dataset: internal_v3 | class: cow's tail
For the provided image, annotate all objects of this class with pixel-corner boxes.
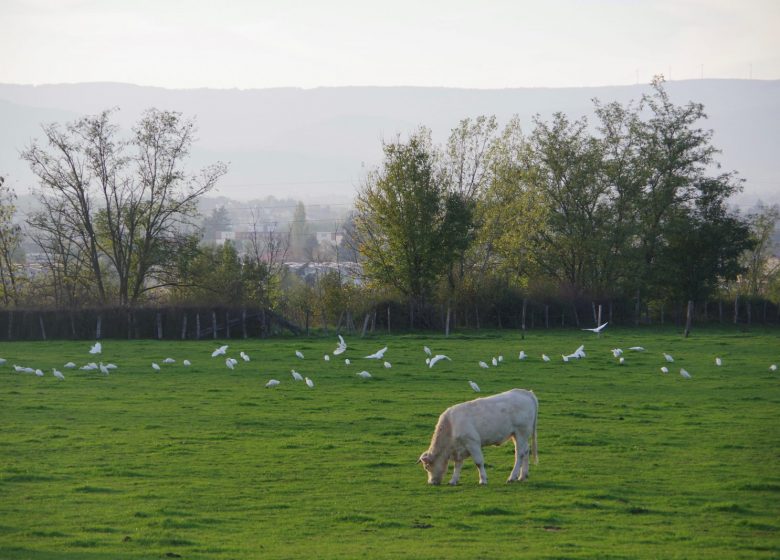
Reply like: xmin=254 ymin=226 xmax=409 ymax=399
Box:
xmin=531 ymin=390 xmax=539 ymax=465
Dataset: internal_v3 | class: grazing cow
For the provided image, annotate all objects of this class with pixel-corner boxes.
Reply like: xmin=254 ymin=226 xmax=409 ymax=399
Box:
xmin=417 ymin=389 xmax=538 ymax=485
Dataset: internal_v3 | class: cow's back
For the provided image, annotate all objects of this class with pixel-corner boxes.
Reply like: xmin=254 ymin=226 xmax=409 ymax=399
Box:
xmin=446 ymin=389 xmax=537 ymax=446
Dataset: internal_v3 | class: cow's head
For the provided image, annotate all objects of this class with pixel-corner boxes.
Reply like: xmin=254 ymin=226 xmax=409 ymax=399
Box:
xmin=417 ymin=450 xmax=447 ymax=485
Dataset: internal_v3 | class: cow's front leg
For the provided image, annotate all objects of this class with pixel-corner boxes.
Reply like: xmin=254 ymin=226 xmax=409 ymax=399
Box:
xmin=468 ymin=446 xmax=488 ymax=485
xmin=449 ymin=460 xmax=463 ymax=485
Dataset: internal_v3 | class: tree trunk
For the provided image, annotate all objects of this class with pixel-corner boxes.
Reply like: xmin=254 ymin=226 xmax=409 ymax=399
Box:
xmin=242 ymin=309 xmax=247 ymax=339
xmin=544 ymin=304 xmax=549 ymax=329
xmin=225 ymin=312 xmax=231 ymax=338
xmin=445 ymin=301 xmax=451 ymax=337
xmin=683 ymin=300 xmax=694 ymax=338
xmin=6 ymin=310 xmax=12 ymax=340
xmin=212 ymin=311 xmax=218 ymax=339
xmin=718 ymin=300 xmax=723 ymax=323
xmin=39 ymin=315 xmax=46 ymax=341
xmin=475 ymin=305 xmax=480 ymax=330
xmin=196 ymin=313 xmax=201 ymax=340
xmin=181 ymin=314 xmax=188 ymax=340
xmin=746 ymin=300 xmax=752 ymax=325
xmin=387 ymin=305 xmax=391 ymax=335
xmin=96 ymin=315 xmax=102 ymax=340
xmin=361 ymin=313 xmax=371 ymax=337
xmin=733 ymin=295 xmax=739 ymax=324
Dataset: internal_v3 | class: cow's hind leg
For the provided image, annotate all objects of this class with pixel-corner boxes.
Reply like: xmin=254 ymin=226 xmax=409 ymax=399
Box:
xmin=508 ymin=434 xmax=530 ymax=483
xmin=449 ymin=460 xmax=463 ymax=485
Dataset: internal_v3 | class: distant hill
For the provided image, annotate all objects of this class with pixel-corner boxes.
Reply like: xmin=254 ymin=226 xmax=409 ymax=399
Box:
xmin=1 ymin=80 xmax=778 ymax=209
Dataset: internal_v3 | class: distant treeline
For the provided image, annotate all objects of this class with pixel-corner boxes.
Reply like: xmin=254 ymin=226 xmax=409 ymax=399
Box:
xmin=2 ymin=297 xmax=777 ymax=341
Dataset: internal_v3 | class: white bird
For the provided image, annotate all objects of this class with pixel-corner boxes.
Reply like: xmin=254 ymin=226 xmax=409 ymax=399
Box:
xmin=468 ymin=380 xmax=480 ymax=392
xmin=356 ymin=370 xmax=372 ymax=379
xmin=663 ymin=353 xmax=674 ymax=363
xmin=491 ymin=357 xmax=498 ymax=367
xmin=211 ymin=345 xmax=228 ymax=357
xmin=680 ymin=368 xmax=692 ymax=379
xmin=265 ymin=379 xmax=280 ymax=388
xmin=364 ymin=346 xmax=388 ymax=359
xmin=295 ymin=350 xmax=305 ymax=360
xmin=13 ymin=365 xmax=25 ymax=372
xmin=345 ymin=359 xmax=351 ymax=366
xmin=429 ymin=354 xmax=451 ymax=368
xmin=618 ymin=357 xmax=625 ymax=365
xmin=225 ymin=358 xmax=235 ymax=370
xmin=715 ymin=357 xmax=722 ymax=366
xmin=324 ymin=354 xmax=330 ymax=362
xmin=183 ymin=360 xmax=191 ymax=366
xmin=333 ymin=335 xmax=347 ymax=355
xmin=611 ymin=348 xmax=623 ymax=358
xmin=151 ymin=362 xmax=160 ymax=371
xmin=561 ymin=355 xmax=569 ymax=363
xmin=628 ymin=346 xmax=645 ymax=351
xmin=81 ymin=363 xmax=98 ymax=371
xmin=291 ymin=369 xmax=303 ymax=381
xmin=769 ymin=364 xmax=777 ymax=372
xmin=542 ymin=354 xmax=551 ymax=362
xmin=425 ymin=358 xmax=430 ymax=365
xmin=104 ymin=363 xmax=117 ymax=370
xmin=0 ymin=358 xmax=6 ymax=365
xmin=34 ymin=369 xmax=44 ymax=377
xmin=99 ymin=363 xmax=110 ymax=375
xmin=423 ymin=346 xmax=432 ymax=357
xmin=479 ymin=361 xmax=489 ymax=369
xmin=240 ymin=351 xmax=250 ymax=362
xmin=518 ymin=350 xmax=527 ymax=360
xmin=305 ymin=377 xmax=314 ymax=388
xmin=89 ymin=342 xmax=102 ymax=354
xmin=383 ymin=361 xmax=392 ymax=369
xmin=563 ymin=345 xmax=586 ymax=361
xmin=163 ymin=358 xmax=175 ymax=364
xmin=52 ymin=369 xmax=64 ymax=380
xmin=23 ymin=367 xmax=34 ymax=373
xmin=498 ymin=355 xmax=504 ymax=363
xmin=660 ymin=366 xmax=669 ymax=374
xmin=582 ymin=322 xmax=608 ymax=333
xmin=63 ymin=362 xmax=76 ymax=369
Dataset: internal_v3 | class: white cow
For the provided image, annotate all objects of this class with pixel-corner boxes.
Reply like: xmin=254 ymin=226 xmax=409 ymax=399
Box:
xmin=417 ymin=389 xmax=538 ymax=485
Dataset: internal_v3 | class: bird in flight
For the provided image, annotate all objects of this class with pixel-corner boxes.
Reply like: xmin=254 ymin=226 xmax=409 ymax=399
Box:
xmin=582 ymin=322 xmax=608 ymax=334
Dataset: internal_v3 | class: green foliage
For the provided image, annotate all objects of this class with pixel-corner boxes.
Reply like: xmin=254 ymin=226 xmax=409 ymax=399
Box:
xmin=355 ymin=129 xmax=471 ymax=317
xmin=1 ymin=329 xmax=779 ymax=558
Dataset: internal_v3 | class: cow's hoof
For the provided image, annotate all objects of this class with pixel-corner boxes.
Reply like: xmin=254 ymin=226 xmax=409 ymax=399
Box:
xmin=448 ymin=481 xmax=458 ymax=486
xmin=506 ymin=479 xmax=517 ymax=484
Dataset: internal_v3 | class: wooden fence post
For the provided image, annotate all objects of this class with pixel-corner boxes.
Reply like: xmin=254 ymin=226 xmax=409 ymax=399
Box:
xmin=156 ymin=312 xmax=163 ymax=339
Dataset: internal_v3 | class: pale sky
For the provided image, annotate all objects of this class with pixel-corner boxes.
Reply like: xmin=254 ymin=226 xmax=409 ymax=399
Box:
xmin=2 ymin=0 xmax=779 ymax=89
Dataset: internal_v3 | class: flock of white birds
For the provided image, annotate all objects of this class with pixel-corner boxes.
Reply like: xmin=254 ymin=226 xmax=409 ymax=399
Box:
xmin=4 ymin=324 xmax=778 ymax=392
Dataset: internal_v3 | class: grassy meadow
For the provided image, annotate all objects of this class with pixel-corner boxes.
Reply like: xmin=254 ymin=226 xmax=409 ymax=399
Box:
xmin=1 ymin=327 xmax=779 ymax=559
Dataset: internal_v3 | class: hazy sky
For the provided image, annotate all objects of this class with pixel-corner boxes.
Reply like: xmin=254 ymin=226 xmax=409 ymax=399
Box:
xmin=2 ymin=0 xmax=779 ymax=89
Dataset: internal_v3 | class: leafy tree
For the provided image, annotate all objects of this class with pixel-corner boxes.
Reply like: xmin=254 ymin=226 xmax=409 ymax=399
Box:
xmin=525 ymin=112 xmax=609 ymax=300
xmin=354 ymin=129 xmax=471 ymax=326
xmin=0 ymin=177 xmax=22 ymax=306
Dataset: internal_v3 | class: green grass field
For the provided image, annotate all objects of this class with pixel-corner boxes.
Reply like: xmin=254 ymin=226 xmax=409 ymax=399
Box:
xmin=1 ymin=328 xmax=779 ymax=559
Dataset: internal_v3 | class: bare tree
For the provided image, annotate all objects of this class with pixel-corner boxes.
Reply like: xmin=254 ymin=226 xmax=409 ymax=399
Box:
xmin=22 ymin=109 xmax=227 ymax=306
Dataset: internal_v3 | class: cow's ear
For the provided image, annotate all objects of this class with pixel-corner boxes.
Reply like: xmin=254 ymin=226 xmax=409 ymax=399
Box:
xmin=417 ymin=452 xmax=431 ymax=465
